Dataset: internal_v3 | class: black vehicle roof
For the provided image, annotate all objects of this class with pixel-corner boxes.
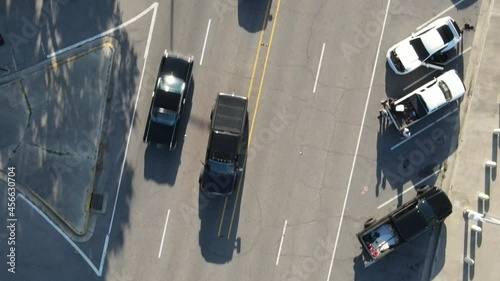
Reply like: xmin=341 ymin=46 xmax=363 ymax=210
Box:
xmin=424 ymin=188 xmax=453 ymax=221
xmin=155 ymin=90 xmax=181 ymax=111
xmin=160 ymin=56 xmax=190 ymax=79
xmin=392 ymin=207 xmax=429 ymax=241
xmin=209 ymin=132 xmax=239 ymax=161
xmin=213 ymin=94 xmax=247 ymax=134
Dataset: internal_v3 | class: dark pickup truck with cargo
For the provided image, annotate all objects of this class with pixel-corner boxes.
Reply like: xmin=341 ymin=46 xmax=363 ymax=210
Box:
xmin=357 ymin=186 xmax=452 ymax=266
xmin=143 ymin=50 xmax=194 ymax=150
xmin=199 ymin=92 xmax=248 ymax=196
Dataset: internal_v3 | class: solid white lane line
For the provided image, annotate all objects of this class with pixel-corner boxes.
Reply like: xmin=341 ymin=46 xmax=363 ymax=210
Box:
xmin=18 ymin=194 xmax=100 ymax=276
xmin=158 ymin=209 xmax=171 ymax=258
xmin=47 ymin=3 xmax=158 ymax=58
xmin=200 ymin=19 xmax=212 ymax=66
xmin=313 ymin=43 xmax=326 ymax=93
xmin=416 ymin=0 xmax=465 ymax=30
xmin=403 ymin=70 xmax=436 ymax=91
xmin=99 ymin=3 xmax=158 ymax=276
xmin=326 ymin=2 xmax=392 ymax=281
xmin=275 ymin=220 xmax=288 ymax=266
xmin=390 ymin=107 xmax=459 ymax=150
xmin=377 ymin=169 xmax=442 ymax=209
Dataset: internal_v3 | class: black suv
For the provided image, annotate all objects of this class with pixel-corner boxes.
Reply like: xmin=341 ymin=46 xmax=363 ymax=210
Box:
xmin=199 ymin=92 xmax=248 ymax=196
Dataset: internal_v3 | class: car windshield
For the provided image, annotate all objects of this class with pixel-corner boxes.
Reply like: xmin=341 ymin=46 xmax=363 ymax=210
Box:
xmin=417 ymin=199 xmax=437 ymax=225
xmin=208 ymin=159 xmax=234 ymax=175
xmin=409 ymin=38 xmax=431 ymax=60
xmin=151 ymin=107 xmax=177 ymax=126
xmin=438 ymin=81 xmax=452 ymax=101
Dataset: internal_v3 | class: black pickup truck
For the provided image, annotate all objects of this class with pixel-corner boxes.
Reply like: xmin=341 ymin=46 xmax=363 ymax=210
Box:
xmin=143 ymin=50 xmax=194 ymax=150
xmin=199 ymin=92 xmax=248 ymax=196
xmin=357 ymin=186 xmax=452 ymax=266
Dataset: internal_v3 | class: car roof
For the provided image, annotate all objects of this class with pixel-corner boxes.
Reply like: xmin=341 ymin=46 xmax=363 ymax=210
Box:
xmin=154 ymin=90 xmax=181 ymax=111
xmin=209 ymin=132 xmax=239 ymax=160
xmin=213 ymin=93 xmax=247 ymax=134
xmin=161 ymin=56 xmax=190 ymax=80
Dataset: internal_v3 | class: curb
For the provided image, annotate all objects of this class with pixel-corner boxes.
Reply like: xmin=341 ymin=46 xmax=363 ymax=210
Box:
xmin=426 ymin=0 xmax=496 ymax=280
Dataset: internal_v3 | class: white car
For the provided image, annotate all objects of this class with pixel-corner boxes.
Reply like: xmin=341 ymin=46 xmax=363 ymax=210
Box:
xmin=387 ymin=16 xmax=462 ymax=75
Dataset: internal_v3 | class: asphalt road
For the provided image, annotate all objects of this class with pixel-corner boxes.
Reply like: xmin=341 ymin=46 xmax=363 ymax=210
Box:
xmin=0 ymin=0 xmax=482 ymax=280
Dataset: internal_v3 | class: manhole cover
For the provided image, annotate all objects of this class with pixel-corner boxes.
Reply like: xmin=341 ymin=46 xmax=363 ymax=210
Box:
xmin=90 ymin=193 xmax=104 ymax=212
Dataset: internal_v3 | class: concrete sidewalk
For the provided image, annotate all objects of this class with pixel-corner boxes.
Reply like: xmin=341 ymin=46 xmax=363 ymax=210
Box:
xmin=0 ymin=39 xmax=115 ymax=236
xmin=431 ymin=0 xmax=500 ymax=280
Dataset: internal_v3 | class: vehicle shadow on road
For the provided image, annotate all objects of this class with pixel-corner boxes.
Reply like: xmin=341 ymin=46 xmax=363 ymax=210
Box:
xmin=143 ymin=79 xmax=196 ymax=186
xmin=452 ymin=0 xmax=478 ymax=10
xmin=430 ymin=224 xmax=448 ymax=280
xmin=198 ymin=168 xmax=246 ymax=264
xmin=238 ymin=0 xmax=272 ymax=33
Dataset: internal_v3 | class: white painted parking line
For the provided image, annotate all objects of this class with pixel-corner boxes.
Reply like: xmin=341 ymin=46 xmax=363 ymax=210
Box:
xmin=326 ymin=1 xmax=392 ymax=281
xmin=158 ymin=209 xmax=171 ymax=258
xmin=390 ymin=107 xmax=459 ymax=150
xmin=18 ymin=194 xmax=100 ymax=275
xmin=47 ymin=3 xmax=158 ymax=58
xmin=313 ymin=43 xmax=326 ymax=93
xmin=377 ymin=169 xmax=442 ymax=209
xmin=416 ymin=0 xmax=465 ymax=30
xmin=199 ymin=19 xmax=212 ymax=66
xmin=99 ymin=3 xmax=158 ymax=276
xmin=275 ymin=220 xmax=288 ymax=266
xmin=403 ymin=70 xmax=436 ymax=91
xmin=447 ymin=46 xmax=472 ymax=64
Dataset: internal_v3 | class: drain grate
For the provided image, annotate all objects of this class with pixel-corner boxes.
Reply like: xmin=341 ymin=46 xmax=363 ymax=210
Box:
xmin=90 ymin=193 xmax=104 ymax=212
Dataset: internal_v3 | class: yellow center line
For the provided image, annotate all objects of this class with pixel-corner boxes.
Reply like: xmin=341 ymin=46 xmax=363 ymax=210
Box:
xmin=217 ymin=0 xmax=273 ymax=238
xmin=246 ymin=0 xmax=273 ymax=100
xmin=226 ymin=0 xmax=283 ymax=239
